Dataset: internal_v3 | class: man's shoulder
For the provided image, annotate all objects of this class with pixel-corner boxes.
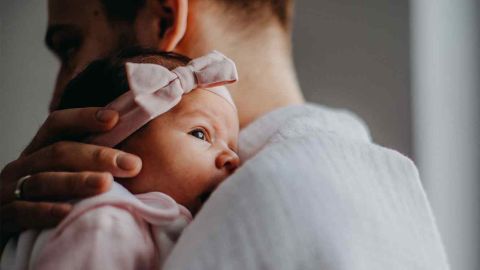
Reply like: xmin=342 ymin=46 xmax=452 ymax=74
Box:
xmin=226 ymin=106 xmax=449 ymax=269
xmin=236 ymin=103 xmax=437 ymax=247
xmin=241 ymin=105 xmax=422 ymax=201
xmin=239 ymin=104 xmax=372 ymax=160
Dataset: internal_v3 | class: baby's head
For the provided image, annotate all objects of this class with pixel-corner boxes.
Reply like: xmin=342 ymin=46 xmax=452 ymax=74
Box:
xmin=58 ymin=48 xmax=240 ymax=214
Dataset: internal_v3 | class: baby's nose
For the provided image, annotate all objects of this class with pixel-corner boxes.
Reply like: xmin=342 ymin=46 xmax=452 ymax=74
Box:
xmin=215 ymin=150 xmax=240 ymax=174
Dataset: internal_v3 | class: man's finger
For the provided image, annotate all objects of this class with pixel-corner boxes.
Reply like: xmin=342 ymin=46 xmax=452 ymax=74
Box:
xmin=1 ymin=201 xmax=72 ymax=235
xmin=0 ymin=142 xmax=141 ymax=203
xmin=16 ymin=141 xmax=142 ymax=180
xmin=21 ymin=171 xmax=113 ymax=202
xmin=22 ymin=107 xmax=119 ymax=156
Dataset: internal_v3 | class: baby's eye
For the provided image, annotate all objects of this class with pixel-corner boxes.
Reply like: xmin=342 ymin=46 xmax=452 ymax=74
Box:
xmin=188 ymin=129 xmax=207 ymax=141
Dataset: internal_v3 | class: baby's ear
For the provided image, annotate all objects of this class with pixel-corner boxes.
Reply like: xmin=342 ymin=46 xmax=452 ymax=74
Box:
xmin=149 ymin=0 xmax=188 ymax=52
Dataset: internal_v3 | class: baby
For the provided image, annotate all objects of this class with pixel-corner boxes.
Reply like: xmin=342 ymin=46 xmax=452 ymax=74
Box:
xmin=1 ymin=49 xmax=240 ymax=269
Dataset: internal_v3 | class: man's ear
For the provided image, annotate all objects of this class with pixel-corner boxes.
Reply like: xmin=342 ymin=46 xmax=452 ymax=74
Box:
xmin=152 ymin=0 xmax=188 ymax=51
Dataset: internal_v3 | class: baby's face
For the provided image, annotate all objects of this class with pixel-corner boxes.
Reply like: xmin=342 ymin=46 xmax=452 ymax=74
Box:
xmin=117 ymin=89 xmax=240 ymax=214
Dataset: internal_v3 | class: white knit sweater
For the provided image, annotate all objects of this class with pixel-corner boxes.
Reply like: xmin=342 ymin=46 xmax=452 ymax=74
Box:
xmin=163 ymin=104 xmax=449 ymax=270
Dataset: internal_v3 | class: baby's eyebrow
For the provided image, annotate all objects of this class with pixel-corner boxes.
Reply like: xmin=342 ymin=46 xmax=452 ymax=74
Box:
xmin=179 ymin=108 xmax=218 ymax=123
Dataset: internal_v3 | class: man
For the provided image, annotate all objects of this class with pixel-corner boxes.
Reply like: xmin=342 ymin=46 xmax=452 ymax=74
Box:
xmin=0 ymin=0 xmax=449 ymax=269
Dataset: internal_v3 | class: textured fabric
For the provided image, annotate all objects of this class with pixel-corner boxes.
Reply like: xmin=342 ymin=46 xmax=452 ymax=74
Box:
xmin=163 ymin=104 xmax=450 ymax=270
xmin=88 ymin=50 xmax=238 ymax=147
xmin=1 ymin=183 xmax=191 ymax=270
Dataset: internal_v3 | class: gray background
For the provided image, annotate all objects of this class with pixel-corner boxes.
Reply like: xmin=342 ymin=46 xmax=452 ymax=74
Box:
xmin=0 ymin=1 xmax=56 ymax=166
xmin=293 ymin=1 xmax=411 ymax=157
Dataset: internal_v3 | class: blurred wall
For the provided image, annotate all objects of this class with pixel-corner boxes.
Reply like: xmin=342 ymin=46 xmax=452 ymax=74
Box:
xmin=411 ymin=0 xmax=480 ymax=269
xmin=0 ymin=1 xmax=57 ymax=167
xmin=293 ymin=0 xmax=412 ymax=157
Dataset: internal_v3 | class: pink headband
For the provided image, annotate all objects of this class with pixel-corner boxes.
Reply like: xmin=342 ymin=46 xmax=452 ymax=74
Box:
xmin=87 ymin=50 xmax=238 ymax=147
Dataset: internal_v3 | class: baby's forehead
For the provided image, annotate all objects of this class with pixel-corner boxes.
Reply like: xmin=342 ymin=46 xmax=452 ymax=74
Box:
xmin=174 ymin=92 xmax=226 ymax=117
xmin=171 ymin=90 xmax=239 ymax=129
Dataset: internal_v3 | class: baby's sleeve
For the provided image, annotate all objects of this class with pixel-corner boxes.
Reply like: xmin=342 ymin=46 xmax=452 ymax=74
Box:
xmin=35 ymin=205 xmax=158 ymax=270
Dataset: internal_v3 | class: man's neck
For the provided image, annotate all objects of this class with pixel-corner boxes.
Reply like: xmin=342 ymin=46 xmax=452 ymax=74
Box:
xmin=178 ymin=22 xmax=304 ymax=128
xmin=227 ymin=31 xmax=305 ymax=128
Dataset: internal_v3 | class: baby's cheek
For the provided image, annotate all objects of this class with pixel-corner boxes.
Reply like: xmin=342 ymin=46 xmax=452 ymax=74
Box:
xmin=174 ymin=152 xmax=217 ymax=203
xmin=178 ymin=153 xmax=215 ymax=189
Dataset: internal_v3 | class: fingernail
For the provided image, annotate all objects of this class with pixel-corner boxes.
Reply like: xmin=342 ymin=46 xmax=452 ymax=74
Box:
xmin=96 ymin=109 xmax=117 ymax=123
xmin=116 ymin=154 xmax=141 ymax=171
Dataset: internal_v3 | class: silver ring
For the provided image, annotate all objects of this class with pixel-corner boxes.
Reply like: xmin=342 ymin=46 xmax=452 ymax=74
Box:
xmin=14 ymin=175 xmax=31 ymax=200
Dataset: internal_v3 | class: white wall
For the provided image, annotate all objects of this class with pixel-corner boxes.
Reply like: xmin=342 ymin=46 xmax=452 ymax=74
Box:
xmin=411 ymin=0 xmax=480 ymax=269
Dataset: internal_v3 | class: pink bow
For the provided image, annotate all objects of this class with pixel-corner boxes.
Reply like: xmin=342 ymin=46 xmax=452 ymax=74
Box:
xmin=88 ymin=51 xmax=238 ymax=147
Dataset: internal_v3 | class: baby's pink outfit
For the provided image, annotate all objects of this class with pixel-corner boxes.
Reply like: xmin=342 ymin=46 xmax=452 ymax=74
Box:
xmin=1 ymin=182 xmax=192 ymax=270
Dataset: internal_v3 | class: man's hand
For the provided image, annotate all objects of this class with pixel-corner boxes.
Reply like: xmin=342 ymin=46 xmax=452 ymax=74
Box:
xmin=0 ymin=107 xmax=142 ymax=240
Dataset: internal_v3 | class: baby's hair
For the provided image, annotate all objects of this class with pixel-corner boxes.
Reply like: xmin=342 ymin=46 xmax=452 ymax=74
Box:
xmin=57 ymin=47 xmax=191 ymax=110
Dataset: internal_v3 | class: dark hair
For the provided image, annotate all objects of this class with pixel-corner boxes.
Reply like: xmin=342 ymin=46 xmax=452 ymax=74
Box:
xmin=100 ymin=0 xmax=293 ymax=28
xmin=57 ymin=47 xmax=191 ymax=110
xmin=101 ymin=0 xmax=146 ymax=22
